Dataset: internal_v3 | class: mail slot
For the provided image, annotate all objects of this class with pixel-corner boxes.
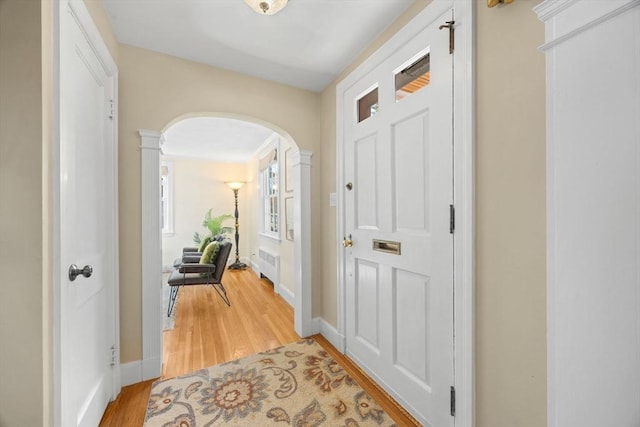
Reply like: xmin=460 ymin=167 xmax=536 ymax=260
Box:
xmin=372 ymin=239 xmax=401 ymax=255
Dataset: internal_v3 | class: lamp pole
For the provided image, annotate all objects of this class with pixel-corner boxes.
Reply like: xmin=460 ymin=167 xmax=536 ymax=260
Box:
xmin=227 ymin=182 xmax=247 ymax=270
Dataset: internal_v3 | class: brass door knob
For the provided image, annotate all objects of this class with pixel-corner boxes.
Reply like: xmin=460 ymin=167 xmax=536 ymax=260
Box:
xmin=342 ymin=235 xmax=353 ymax=247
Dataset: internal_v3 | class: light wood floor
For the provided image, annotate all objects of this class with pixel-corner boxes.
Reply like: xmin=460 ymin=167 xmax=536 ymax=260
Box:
xmin=100 ymin=269 xmax=418 ymax=426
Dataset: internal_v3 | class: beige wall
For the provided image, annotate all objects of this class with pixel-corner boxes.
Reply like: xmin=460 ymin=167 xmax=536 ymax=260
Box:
xmin=476 ymin=1 xmax=547 ymax=425
xmin=319 ymin=1 xmax=547 ymax=426
xmin=0 ymin=0 xmax=45 ymax=425
xmin=117 ymin=44 xmax=321 ymax=362
xmin=161 ymin=158 xmax=250 ymax=269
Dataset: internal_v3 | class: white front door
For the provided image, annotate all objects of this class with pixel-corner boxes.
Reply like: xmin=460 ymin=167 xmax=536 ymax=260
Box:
xmin=59 ymin=1 xmax=118 ymax=425
xmin=343 ymin=8 xmax=454 ymax=426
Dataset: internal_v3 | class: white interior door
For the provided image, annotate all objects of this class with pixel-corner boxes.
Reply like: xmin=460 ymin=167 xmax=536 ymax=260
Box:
xmin=343 ymin=8 xmax=454 ymax=426
xmin=59 ymin=1 xmax=118 ymax=425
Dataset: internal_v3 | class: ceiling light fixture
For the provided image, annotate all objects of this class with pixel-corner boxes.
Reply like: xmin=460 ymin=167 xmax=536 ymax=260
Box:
xmin=244 ymin=0 xmax=288 ymax=15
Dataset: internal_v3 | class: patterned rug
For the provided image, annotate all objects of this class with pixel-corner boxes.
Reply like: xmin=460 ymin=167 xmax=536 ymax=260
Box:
xmin=144 ymin=338 xmax=397 ymax=426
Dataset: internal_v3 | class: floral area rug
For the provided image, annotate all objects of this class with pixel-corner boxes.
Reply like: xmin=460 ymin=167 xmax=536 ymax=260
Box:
xmin=144 ymin=338 xmax=397 ymax=426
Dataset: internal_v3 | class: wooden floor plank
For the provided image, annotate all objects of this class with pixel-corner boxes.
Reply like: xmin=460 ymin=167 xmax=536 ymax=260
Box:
xmin=100 ymin=269 xmax=417 ymax=426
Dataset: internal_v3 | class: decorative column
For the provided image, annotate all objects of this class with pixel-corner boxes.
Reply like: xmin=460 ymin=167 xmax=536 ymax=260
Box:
xmin=139 ymin=129 xmax=162 ymax=379
xmin=293 ymin=150 xmax=313 ymax=337
xmin=535 ymin=1 xmax=640 ymax=425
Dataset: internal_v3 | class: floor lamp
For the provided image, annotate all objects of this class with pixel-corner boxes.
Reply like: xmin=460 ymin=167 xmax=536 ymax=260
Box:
xmin=226 ymin=181 xmax=247 ymax=270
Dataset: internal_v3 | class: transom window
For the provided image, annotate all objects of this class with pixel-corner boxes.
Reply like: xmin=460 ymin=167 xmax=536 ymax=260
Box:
xmin=355 ymin=49 xmax=431 ymax=122
xmin=395 ymin=50 xmax=430 ymax=101
xmin=357 ymin=86 xmax=379 ymax=123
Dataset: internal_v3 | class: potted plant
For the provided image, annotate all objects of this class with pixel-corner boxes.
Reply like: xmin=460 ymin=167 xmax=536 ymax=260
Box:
xmin=193 ymin=209 xmax=234 ymax=245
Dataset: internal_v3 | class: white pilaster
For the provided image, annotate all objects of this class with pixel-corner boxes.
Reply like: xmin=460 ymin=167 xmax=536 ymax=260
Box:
xmin=139 ymin=129 xmax=162 ymax=379
xmin=535 ymin=1 xmax=640 ymax=425
xmin=293 ymin=150 xmax=313 ymax=337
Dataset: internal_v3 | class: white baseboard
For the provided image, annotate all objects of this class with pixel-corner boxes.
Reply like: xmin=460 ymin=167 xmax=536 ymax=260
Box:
xmin=143 ymin=356 xmax=162 ymax=380
xmin=315 ymin=317 xmax=345 ymax=352
xmin=120 ymin=360 xmax=142 ymax=387
xmin=250 ymin=260 xmax=260 ymax=275
xmin=275 ymin=282 xmax=295 ymax=307
xmin=120 ymin=357 xmax=162 ymax=387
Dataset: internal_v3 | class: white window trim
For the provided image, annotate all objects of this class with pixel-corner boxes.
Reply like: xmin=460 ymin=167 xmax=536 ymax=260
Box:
xmin=161 ymin=162 xmax=174 ymax=236
xmin=258 ymin=138 xmax=281 ymax=241
xmin=258 ymin=231 xmax=281 ymax=243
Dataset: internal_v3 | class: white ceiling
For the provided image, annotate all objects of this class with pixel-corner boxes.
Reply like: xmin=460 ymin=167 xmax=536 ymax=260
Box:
xmin=162 ymin=117 xmax=275 ymax=162
xmin=103 ymin=0 xmax=416 ymax=161
xmin=103 ymin=0 xmax=415 ymax=92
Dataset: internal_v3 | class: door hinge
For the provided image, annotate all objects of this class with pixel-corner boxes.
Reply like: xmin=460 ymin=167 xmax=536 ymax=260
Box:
xmin=110 ymin=345 xmax=117 ymax=366
xmin=450 ymin=386 xmax=456 ymax=416
xmin=108 ymin=99 xmax=114 ymax=120
xmin=439 ymin=20 xmax=455 ymax=54
xmin=449 ymin=204 xmax=455 ymax=234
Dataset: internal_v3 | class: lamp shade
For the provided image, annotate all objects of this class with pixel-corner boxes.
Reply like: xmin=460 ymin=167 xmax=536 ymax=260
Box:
xmin=226 ymin=181 xmax=245 ymax=190
xmin=244 ymin=0 xmax=288 ymax=15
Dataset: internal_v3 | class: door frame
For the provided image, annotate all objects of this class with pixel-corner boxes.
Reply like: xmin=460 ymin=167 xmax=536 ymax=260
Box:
xmin=53 ymin=0 xmax=121 ymax=423
xmin=336 ymin=0 xmax=475 ymax=425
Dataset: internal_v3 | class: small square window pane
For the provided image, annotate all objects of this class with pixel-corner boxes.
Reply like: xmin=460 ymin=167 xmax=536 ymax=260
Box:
xmin=395 ymin=52 xmax=430 ymax=101
xmin=357 ymin=87 xmax=379 ymax=123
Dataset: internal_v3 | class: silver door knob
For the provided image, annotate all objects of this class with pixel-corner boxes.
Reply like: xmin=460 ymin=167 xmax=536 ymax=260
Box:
xmin=69 ymin=264 xmax=93 ymax=281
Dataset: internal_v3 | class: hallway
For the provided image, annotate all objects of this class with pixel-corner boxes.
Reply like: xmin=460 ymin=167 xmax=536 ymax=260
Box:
xmin=100 ymin=269 xmax=418 ymax=426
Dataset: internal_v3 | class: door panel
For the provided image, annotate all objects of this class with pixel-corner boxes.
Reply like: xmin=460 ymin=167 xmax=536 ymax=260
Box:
xmin=355 ymin=259 xmax=381 ymax=350
xmin=355 ymin=135 xmax=379 ymax=229
xmin=393 ymin=269 xmax=430 ymax=384
xmin=344 ymin=8 xmax=454 ymax=426
xmin=392 ymin=111 xmax=430 ymax=233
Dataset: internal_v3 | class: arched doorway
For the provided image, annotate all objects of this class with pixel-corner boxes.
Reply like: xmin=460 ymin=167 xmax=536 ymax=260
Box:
xmin=139 ymin=113 xmax=313 ymax=375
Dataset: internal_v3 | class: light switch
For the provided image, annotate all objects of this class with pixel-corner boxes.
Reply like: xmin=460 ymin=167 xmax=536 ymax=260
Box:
xmin=329 ymin=192 xmax=337 ymax=207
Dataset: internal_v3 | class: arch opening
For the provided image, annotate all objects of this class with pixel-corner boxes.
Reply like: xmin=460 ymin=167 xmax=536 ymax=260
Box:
xmin=139 ymin=112 xmax=313 ymax=377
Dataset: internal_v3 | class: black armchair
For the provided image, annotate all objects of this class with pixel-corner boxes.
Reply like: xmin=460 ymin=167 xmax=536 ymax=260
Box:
xmin=166 ymin=241 xmax=233 ymax=315
xmin=172 ymin=246 xmax=203 ymax=268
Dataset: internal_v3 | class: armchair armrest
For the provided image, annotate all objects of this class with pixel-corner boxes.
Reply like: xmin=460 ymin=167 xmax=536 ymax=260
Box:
xmin=183 ymin=247 xmax=199 ymax=253
xmin=181 ymin=254 xmax=202 ymax=264
xmin=177 ymin=263 xmax=216 ymax=274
